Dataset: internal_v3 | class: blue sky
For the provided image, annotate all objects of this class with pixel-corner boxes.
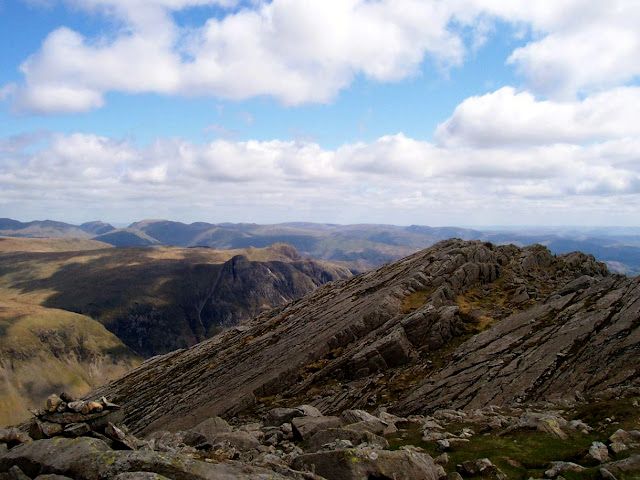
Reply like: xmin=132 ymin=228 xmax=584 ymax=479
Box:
xmin=1 ymin=2 xmax=521 ymax=147
xmin=1 ymin=1 xmax=639 ymax=226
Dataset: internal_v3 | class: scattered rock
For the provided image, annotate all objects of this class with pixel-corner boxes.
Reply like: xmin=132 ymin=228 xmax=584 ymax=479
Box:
xmin=210 ymin=431 xmax=260 ymax=451
xmin=0 ymin=437 xmax=296 ymax=480
xmin=306 ymin=427 xmax=388 ymax=452
xmin=46 ymin=395 xmax=63 ymax=413
xmin=436 ymin=439 xmax=450 ymax=451
xmin=189 ymin=416 xmax=232 ymax=438
xmin=29 ymin=420 xmax=63 ymax=440
xmin=599 ymin=468 xmax=618 ymax=480
xmin=265 ymin=408 xmax=305 ymax=427
xmin=457 ymin=458 xmax=506 ymax=479
xmin=0 ymin=429 xmax=31 ymax=449
xmin=33 ymin=475 xmax=75 ymax=480
xmin=545 ymin=461 xmax=586 ymax=478
xmin=5 ymin=465 xmax=30 ymax=480
xmin=292 ymin=448 xmax=441 ymax=480
xmin=63 ymin=423 xmax=91 ymax=437
xmin=587 ymin=441 xmax=609 ymax=463
xmin=602 ymin=454 xmax=640 ymax=475
xmin=292 ymin=416 xmax=343 ymax=441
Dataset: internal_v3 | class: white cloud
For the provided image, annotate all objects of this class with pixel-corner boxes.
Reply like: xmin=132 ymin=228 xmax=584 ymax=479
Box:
xmin=8 ymin=0 xmax=469 ymax=112
xmin=436 ymin=86 xmax=640 ymax=147
xmin=2 ymin=131 xmax=639 ymax=224
xmin=6 ymin=0 xmax=639 ymax=112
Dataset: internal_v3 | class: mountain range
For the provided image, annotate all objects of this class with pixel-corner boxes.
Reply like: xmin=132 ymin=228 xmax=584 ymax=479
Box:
xmin=3 ymin=218 xmax=640 ymax=275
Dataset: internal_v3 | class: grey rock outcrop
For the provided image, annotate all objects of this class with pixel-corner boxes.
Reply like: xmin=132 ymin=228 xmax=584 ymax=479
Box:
xmin=399 ymin=274 xmax=640 ymax=414
xmin=92 ymin=240 xmax=612 ymax=434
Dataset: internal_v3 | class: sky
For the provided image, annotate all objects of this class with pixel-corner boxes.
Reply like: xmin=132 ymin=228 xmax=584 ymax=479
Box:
xmin=1 ymin=0 xmax=639 ymax=226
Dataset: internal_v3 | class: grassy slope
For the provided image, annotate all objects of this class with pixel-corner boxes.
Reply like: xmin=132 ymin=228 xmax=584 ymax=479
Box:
xmin=0 ymin=237 xmax=112 ymax=253
xmin=0 ymin=300 xmax=140 ymax=426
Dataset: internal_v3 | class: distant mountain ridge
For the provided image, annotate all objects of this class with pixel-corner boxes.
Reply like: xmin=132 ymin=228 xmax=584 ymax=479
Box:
xmin=2 ymin=218 xmax=639 ymax=275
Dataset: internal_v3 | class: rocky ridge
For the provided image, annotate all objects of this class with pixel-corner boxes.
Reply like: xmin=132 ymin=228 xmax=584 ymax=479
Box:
xmin=91 ymin=240 xmax=615 ymax=434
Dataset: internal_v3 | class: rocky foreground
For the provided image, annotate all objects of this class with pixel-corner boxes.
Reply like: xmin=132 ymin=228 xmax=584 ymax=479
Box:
xmin=1 ymin=239 xmax=639 ymax=478
xmin=1 ymin=393 xmax=639 ymax=479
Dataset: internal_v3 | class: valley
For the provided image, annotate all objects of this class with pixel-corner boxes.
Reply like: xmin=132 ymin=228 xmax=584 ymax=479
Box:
xmin=0 ymin=238 xmax=350 ymax=425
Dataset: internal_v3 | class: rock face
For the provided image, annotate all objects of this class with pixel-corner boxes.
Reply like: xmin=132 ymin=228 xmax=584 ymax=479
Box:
xmin=91 ymin=240 xmax=618 ymax=434
xmin=398 ymin=274 xmax=640 ymax=414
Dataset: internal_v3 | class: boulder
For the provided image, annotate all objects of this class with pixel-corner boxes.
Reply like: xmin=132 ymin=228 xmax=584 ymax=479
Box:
xmin=265 ymin=408 xmax=305 ymax=427
xmin=602 ymin=454 xmax=640 ymax=475
xmin=544 ymin=461 xmax=586 ymax=478
xmin=113 ymin=474 xmax=172 ymax=480
xmin=29 ymin=420 xmax=63 ymax=440
xmin=210 ymin=431 xmax=260 ymax=451
xmin=105 ymin=423 xmax=139 ymax=450
xmin=587 ymin=441 xmax=609 ymax=463
xmin=519 ymin=412 xmax=568 ymax=439
xmin=435 ymin=453 xmax=449 ymax=465
xmin=292 ymin=448 xmax=441 ymax=480
xmin=341 ymin=409 xmax=380 ymax=424
xmin=598 ymin=468 xmax=617 ymax=480
xmin=306 ymin=428 xmax=389 ymax=452
xmin=34 ymin=475 xmax=75 ymax=480
xmin=457 ymin=458 xmax=506 ymax=479
xmin=610 ymin=442 xmax=628 ymax=454
xmin=63 ymin=423 xmax=91 ymax=437
xmin=0 ymin=437 xmax=298 ymax=479
xmin=296 ymin=405 xmax=323 ymax=418
xmin=46 ymin=395 xmax=63 ymax=413
xmin=5 ymin=466 xmax=30 ymax=480
xmin=341 ymin=419 xmax=390 ymax=436
xmin=292 ymin=416 xmax=343 ymax=441
xmin=0 ymin=429 xmax=31 ymax=448
xmin=189 ymin=416 xmax=231 ymax=438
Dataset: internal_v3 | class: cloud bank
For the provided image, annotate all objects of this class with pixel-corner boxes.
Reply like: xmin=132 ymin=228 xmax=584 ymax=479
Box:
xmin=2 ymin=127 xmax=639 ymax=224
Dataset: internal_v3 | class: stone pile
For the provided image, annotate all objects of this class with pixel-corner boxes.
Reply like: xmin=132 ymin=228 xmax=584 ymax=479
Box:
xmin=24 ymin=393 xmax=137 ymax=449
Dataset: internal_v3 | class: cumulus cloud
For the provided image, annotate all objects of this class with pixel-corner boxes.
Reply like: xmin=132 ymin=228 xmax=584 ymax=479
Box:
xmin=436 ymin=86 xmax=640 ymax=147
xmin=2 ymin=131 xmax=639 ymax=224
xmin=5 ymin=0 xmax=639 ymax=112
xmin=8 ymin=0 xmax=468 ymax=112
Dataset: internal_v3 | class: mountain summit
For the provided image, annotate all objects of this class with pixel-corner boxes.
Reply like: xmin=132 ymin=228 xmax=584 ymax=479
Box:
xmin=91 ymin=239 xmax=634 ymax=435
